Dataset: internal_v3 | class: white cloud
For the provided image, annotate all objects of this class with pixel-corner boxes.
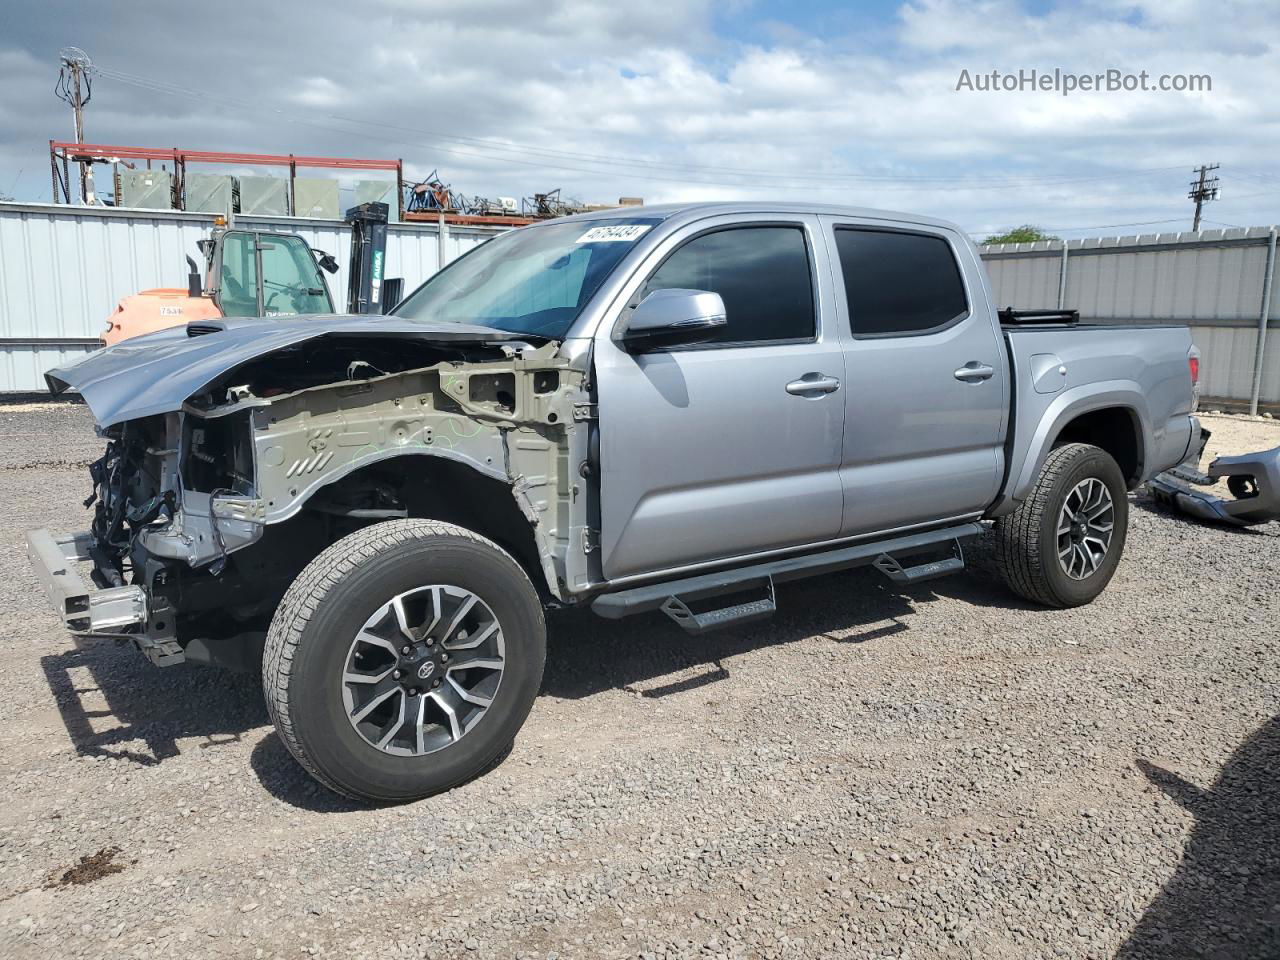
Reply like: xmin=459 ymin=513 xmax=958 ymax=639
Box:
xmin=1 ymin=0 xmax=1277 ymax=235
xmin=290 ymin=77 xmax=349 ymax=109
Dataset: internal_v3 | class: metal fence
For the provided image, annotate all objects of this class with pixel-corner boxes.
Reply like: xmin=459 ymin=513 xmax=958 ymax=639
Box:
xmin=0 ymin=202 xmax=507 ymax=391
xmin=980 ymin=226 xmax=1280 ymax=410
xmin=4 ymin=204 xmax=1278 ymax=407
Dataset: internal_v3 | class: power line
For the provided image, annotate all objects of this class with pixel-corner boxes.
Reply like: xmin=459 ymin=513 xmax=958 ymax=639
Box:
xmin=968 ymin=218 xmax=1192 ymax=238
xmin=88 ymin=63 xmax=1191 ymax=192
xmin=1046 ymin=218 xmax=1192 ymax=231
xmin=1234 ymin=169 xmax=1280 ymax=186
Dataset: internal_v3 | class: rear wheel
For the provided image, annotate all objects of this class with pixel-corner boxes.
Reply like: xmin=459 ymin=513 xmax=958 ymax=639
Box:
xmin=263 ymin=519 xmax=545 ymax=803
xmin=994 ymin=442 xmax=1128 ymax=608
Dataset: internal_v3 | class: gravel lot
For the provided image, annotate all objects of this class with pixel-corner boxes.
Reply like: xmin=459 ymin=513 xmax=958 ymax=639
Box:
xmin=0 ymin=401 xmax=1277 ymax=960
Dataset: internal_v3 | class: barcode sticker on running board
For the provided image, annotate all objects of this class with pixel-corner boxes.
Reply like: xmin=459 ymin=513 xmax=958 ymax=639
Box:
xmin=575 ymin=225 xmax=652 ymax=243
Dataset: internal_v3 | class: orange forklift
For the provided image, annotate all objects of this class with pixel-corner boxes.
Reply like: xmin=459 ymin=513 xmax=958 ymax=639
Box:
xmin=101 ymin=202 xmax=399 ymax=345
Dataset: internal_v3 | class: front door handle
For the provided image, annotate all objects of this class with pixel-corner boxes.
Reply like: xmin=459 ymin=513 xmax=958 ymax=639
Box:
xmin=954 ymin=361 xmax=995 ymax=383
xmin=785 ymin=373 xmax=841 ymax=396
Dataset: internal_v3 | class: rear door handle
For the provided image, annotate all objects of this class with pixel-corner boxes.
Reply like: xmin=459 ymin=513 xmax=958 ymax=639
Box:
xmin=785 ymin=373 xmax=841 ymax=396
xmin=954 ymin=362 xmax=995 ymax=383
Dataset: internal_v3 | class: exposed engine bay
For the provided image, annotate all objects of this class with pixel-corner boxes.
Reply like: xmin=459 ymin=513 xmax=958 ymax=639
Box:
xmin=54 ymin=331 xmax=595 ymax=668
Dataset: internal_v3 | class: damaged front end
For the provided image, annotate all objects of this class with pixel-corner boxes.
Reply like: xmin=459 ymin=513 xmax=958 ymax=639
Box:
xmin=27 ymin=411 xmax=207 ymax=665
xmin=28 ymin=321 xmax=594 ymax=668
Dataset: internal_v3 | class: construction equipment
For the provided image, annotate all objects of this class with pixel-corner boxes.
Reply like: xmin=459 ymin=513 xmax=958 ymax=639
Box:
xmin=345 ymin=202 xmax=402 ymax=314
xmin=101 ymin=203 xmax=399 ymax=345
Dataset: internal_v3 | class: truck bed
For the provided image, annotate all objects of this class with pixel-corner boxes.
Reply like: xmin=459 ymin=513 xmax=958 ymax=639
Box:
xmin=994 ymin=322 xmax=1197 ymax=513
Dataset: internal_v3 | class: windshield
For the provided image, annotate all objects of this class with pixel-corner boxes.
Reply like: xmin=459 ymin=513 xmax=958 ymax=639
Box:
xmin=393 ymin=217 xmax=661 ymax=338
xmin=259 ymin=234 xmax=332 ymax=316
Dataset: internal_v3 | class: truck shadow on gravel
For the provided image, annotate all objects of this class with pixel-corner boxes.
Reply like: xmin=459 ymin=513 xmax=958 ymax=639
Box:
xmin=40 ymin=642 xmax=267 ymax=766
xmin=540 ymin=562 xmax=1037 ymax=701
xmin=1117 ymin=715 xmax=1280 ymax=958
xmin=38 ymin=561 xmax=1035 ymax=810
xmin=41 ymin=641 xmax=370 ymax=812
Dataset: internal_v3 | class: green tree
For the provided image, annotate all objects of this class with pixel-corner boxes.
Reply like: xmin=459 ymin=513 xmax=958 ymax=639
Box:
xmin=981 ymin=225 xmax=1060 ymax=245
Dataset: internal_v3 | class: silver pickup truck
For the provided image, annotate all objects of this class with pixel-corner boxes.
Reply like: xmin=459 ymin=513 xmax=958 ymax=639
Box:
xmin=29 ymin=202 xmax=1202 ymax=802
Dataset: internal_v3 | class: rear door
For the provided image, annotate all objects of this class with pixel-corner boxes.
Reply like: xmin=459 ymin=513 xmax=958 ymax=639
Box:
xmin=821 ymin=219 xmax=1008 ymax=536
xmin=593 ymin=213 xmax=846 ymax=580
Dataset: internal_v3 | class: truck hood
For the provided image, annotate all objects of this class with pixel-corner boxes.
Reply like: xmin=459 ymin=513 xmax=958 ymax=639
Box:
xmin=46 ymin=314 xmax=524 ymax=428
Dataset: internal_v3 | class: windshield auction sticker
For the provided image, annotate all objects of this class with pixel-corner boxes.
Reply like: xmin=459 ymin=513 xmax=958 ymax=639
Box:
xmin=575 ymin=224 xmax=652 ymax=243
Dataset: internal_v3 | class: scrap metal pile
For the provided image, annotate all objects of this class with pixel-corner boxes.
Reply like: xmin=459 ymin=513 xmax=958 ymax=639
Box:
xmin=404 ymin=171 xmax=592 ymax=222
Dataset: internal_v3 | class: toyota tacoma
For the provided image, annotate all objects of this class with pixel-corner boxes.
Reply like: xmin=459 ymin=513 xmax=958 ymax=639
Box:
xmin=29 ymin=202 xmax=1204 ymax=802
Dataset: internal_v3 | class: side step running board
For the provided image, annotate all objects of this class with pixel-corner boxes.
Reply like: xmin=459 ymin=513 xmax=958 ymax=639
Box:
xmin=873 ymin=540 xmax=965 ymax=584
xmin=660 ymin=578 xmax=777 ymax=635
xmin=591 ymin=522 xmax=983 ymax=633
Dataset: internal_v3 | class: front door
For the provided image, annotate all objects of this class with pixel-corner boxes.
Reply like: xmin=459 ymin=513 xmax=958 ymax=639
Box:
xmin=821 ymin=218 xmax=1007 ymax=536
xmin=593 ymin=214 xmax=846 ymax=581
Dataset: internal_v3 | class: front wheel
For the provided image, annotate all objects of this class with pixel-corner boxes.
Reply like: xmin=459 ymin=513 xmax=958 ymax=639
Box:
xmin=993 ymin=442 xmax=1129 ymax=608
xmin=263 ymin=519 xmax=546 ymax=803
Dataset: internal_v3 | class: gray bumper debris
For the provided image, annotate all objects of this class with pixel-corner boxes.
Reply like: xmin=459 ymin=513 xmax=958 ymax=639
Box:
xmin=1149 ymin=428 xmax=1280 ymax=527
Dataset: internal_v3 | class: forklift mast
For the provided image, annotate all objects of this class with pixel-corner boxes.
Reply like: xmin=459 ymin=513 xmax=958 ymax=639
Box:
xmin=345 ymin=201 xmax=392 ymax=314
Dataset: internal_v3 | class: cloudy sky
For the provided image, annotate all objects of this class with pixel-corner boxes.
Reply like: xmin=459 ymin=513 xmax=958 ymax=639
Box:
xmin=1 ymin=0 xmax=1277 ymax=238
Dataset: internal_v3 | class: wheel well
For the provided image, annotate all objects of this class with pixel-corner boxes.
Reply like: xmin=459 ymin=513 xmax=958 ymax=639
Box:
xmin=1053 ymin=407 xmax=1142 ymax=485
xmin=302 ymin=457 xmax=548 ymax=596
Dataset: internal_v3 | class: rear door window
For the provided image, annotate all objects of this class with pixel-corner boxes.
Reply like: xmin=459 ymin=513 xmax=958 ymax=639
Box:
xmin=834 ymin=228 xmax=968 ymax=336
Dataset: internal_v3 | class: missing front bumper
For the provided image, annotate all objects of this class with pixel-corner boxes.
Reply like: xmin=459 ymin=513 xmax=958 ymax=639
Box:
xmin=25 ymin=528 xmax=185 ymax=666
xmin=26 ymin=528 xmax=146 ymax=632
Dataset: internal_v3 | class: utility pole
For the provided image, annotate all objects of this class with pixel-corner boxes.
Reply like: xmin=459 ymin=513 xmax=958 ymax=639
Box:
xmin=56 ymin=47 xmax=95 ymax=204
xmin=1188 ymin=163 xmax=1219 ymax=231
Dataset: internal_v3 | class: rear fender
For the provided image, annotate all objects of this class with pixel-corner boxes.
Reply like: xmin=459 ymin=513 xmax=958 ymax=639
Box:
xmin=989 ymin=381 xmax=1154 ymax=517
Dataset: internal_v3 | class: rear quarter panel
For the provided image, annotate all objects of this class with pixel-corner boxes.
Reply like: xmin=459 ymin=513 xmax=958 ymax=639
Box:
xmin=992 ymin=324 xmax=1195 ymax=516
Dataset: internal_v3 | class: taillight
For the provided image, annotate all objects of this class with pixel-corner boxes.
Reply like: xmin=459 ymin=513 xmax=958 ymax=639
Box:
xmin=1188 ymin=356 xmax=1200 ymax=384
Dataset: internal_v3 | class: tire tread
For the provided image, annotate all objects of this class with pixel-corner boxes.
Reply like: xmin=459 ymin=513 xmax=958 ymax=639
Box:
xmin=262 ymin=519 xmax=531 ymax=801
xmin=993 ymin=442 xmax=1110 ymax=608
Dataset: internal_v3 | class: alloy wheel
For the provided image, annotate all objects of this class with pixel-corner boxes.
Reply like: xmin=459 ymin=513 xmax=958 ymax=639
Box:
xmin=1056 ymin=477 xmax=1115 ymax=580
xmin=341 ymin=585 xmax=505 ymax=756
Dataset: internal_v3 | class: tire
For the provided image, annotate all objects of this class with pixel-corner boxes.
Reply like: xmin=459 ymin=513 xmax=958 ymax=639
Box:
xmin=993 ymin=442 xmax=1129 ymax=608
xmin=263 ymin=519 xmax=545 ymax=803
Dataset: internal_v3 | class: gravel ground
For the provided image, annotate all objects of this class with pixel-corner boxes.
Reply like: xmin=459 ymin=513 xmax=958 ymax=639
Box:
xmin=0 ymin=401 xmax=1277 ymax=960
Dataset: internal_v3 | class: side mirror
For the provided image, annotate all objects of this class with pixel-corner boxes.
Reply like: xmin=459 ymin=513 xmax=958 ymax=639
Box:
xmin=314 ymin=249 xmax=340 ymax=274
xmin=620 ymin=288 xmax=727 ymax=353
xmin=185 ymin=255 xmax=202 ymax=297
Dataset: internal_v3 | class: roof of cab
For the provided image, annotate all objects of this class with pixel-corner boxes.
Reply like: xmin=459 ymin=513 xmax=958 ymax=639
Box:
xmin=545 ymin=200 xmax=966 ymax=235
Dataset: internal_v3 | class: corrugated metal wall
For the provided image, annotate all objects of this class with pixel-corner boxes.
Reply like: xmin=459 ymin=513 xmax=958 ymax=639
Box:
xmin=0 ymin=202 xmax=507 ymax=391
xmin=980 ymin=227 xmax=1279 ymax=405
xmin=5 ymin=204 xmax=1278 ymax=404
